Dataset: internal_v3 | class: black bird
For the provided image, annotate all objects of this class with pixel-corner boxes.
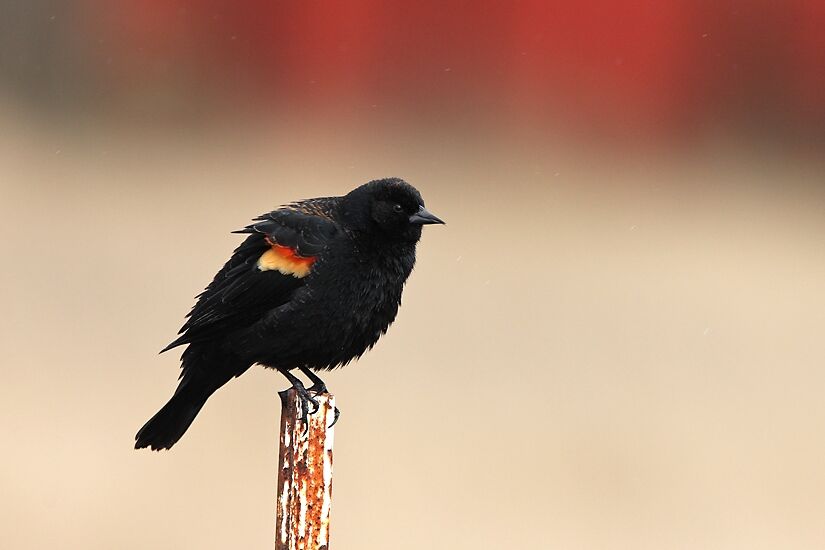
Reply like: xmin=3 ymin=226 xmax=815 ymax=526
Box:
xmin=135 ymin=178 xmax=444 ymax=450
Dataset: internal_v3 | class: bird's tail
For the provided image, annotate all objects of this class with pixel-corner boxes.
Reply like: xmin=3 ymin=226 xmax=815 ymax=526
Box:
xmin=135 ymin=379 xmax=214 ymax=451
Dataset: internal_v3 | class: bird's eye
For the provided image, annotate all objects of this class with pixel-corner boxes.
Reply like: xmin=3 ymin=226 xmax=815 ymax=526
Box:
xmin=392 ymin=203 xmax=403 ymax=213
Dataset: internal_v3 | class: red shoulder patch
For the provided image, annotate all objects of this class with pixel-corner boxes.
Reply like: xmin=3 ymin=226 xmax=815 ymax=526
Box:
xmin=257 ymin=237 xmax=317 ymax=277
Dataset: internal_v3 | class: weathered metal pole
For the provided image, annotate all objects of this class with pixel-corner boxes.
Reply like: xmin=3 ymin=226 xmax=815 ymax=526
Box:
xmin=275 ymin=389 xmax=335 ymax=550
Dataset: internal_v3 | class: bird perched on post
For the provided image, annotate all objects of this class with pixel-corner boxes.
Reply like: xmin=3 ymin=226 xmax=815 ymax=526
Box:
xmin=135 ymin=178 xmax=444 ymax=450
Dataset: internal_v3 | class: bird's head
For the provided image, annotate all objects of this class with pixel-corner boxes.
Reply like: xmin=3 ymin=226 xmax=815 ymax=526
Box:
xmin=342 ymin=178 xmax=444 ymax=243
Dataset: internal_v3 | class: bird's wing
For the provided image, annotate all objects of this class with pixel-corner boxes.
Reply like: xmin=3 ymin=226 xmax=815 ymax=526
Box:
xmin=161 ymin=204 xmax=339 ymax=352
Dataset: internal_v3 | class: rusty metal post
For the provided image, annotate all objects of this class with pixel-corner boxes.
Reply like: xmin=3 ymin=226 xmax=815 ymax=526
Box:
xmin=275 ymin=389 xmax=335 ymax=550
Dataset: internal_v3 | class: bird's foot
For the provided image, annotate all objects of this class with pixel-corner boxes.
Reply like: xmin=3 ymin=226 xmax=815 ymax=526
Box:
xmin=279 ymin=369 xmax=321 ymax=430
xmin=293 ymin=381 xmax=321 ymax=427
xmin=295 ymin=367 xmax=340 ymax=429
xmin=299 ymin=366 xmax=329 ymax=394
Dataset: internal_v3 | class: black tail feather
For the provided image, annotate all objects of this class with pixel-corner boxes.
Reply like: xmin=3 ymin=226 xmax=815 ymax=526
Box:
xmin=135 ymin=382 xmax=211 ymax=451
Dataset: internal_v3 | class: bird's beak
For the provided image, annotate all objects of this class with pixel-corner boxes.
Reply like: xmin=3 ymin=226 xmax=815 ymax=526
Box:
xmin=409 ymin=206 xmax=445 ymax=225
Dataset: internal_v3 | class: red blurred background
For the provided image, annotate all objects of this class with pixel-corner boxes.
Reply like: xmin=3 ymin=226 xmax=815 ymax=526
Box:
xmin=4 ymin=1 xmax=825 ymax=142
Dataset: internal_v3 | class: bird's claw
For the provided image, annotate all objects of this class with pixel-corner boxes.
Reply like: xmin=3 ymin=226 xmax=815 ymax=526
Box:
xmin=282 ymin=368 xmax=339 ymax=432
xmin=294 ymin=386 xmax=321 ymax=428
xmin=328 ymin=406 xmax=341 ymax=429
xmin=299 ymin=390 xmax=340 ymax=431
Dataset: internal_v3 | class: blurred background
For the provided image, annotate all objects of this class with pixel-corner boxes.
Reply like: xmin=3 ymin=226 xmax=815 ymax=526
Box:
xmin=1 ymin=1 xmax=824 ymax=549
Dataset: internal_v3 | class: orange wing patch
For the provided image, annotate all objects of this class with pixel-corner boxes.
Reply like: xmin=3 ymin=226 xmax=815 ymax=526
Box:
xmin=257 ymin=238 xmax=316 ymax=278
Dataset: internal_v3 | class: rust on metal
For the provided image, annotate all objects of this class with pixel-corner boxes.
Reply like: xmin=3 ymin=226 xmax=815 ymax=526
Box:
xmin=275 ymin=389 xmax=335 ymax=550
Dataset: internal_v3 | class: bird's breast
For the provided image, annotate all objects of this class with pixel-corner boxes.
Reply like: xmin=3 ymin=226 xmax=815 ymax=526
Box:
xmin=302 ymin=247 xmax=414 ymax=365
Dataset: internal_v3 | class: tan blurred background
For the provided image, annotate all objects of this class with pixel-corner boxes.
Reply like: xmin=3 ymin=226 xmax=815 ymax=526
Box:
xmin=2 ymin=2 xmax=825 ymax=549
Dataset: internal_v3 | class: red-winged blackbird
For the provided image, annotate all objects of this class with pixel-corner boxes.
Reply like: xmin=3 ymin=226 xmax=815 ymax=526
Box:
xmin=135 ymin=178 xmax=444 ymax=450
